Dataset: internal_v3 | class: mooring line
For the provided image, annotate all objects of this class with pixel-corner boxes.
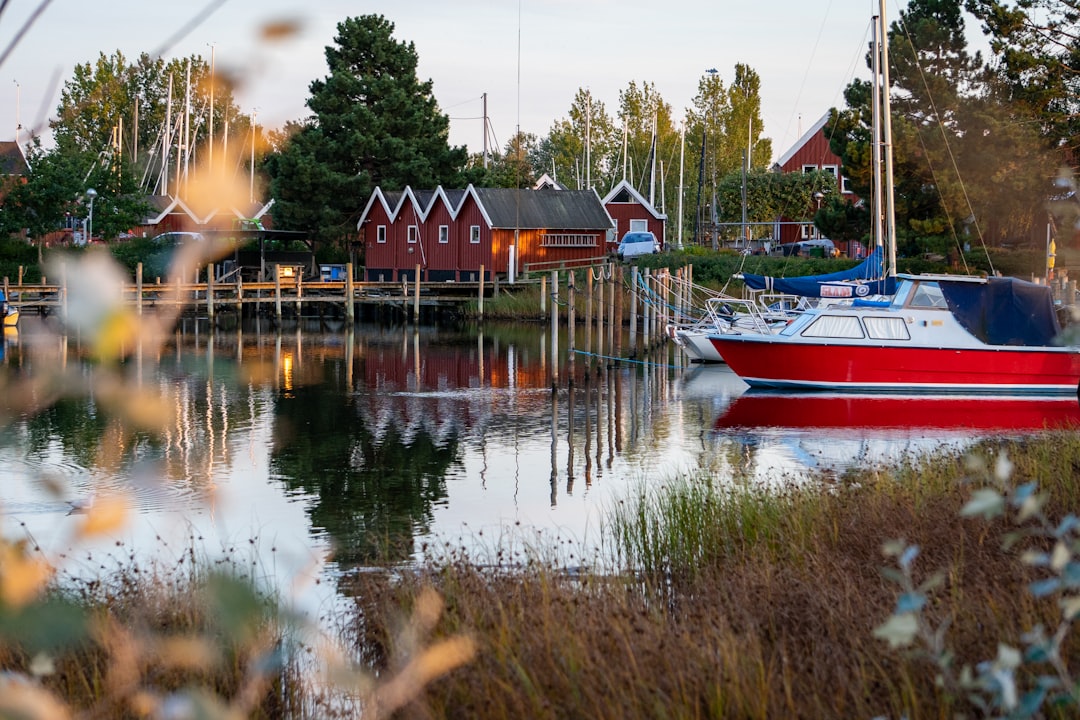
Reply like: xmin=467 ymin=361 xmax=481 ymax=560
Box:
xmin=570 ymin=349 xmax=684 ymax=370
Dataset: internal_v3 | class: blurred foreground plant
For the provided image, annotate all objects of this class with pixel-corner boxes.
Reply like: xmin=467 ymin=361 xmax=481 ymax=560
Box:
xmin=876 ymin=451 xmax=1080 ymax=718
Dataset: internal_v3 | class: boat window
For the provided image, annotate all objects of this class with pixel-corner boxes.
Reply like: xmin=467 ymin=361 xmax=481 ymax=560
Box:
xmin=908 ymin=282 xmax=948 ymax=308
xmin=801 ymin=314 xmax=865 ymax=339
xmin=864 ymin=316 xmax=910 ymax=340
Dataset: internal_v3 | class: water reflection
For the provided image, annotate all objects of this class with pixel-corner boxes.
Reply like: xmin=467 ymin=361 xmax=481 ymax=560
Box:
xmin=4 ymin=318 xmax=1074 ymax=576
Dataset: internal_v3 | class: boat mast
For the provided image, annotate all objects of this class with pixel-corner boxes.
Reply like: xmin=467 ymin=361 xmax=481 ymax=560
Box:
xmin=879 ymin=0 xmax=898 ymax=277
xmin=871 ymin=13 xmax=884 ymax=257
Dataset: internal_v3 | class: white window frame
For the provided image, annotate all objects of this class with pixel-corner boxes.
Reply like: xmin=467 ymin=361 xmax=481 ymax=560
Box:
xmin=864 ymin=316 xmax=911 ymax=340
xmin=438 ymin=224 xmax=449 ymax=244
xmin=802 ymin=314 xmax=865 ymax=339
xmin=629 ymin=219 xmax=648 ymax=232
xmin=408 ymin=225 xmax=419 ymax=244
xmin=841 ymin=176 xmax=852 ymax=194
xmin=802 ymin=164 xmax=818 ymax=174
xmin=821 ymin=164 xmax=839 ymax=179
xmin=469 ymin=225 xmax=480 ymax=244
xmin=376 ymin=225 xmax=386 ymax=244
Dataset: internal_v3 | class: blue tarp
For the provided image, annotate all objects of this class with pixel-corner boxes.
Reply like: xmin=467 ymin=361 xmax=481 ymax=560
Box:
xmin=741 ymin=246 xmax=887 ymax=298
xmin=939 ymin=277 xmax=1061 ymax=346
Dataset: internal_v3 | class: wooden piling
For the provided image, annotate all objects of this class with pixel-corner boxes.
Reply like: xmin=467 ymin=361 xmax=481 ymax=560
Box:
xmin=136 ymin=263 xmax=143 ymax=316
xmin=345 ymin=262 xmax=355 ymax=322
xmin=207 ymin=263 xmax=215 ymax=321
xmin=550 ymin=270 xmax=559 ymax=388
xmin=596 ymin=265 xmax=605 ymax=368
xmin=540 ymin=274 xmax=547 ymax=315
xmin=642 ymin=268 xmax=651 ymax=348
xmin=629 ymin=266 xmax=639 ymax=356
xmin=606 ymin=263 xmax=615 ymax=363
xmin=274 ymin=265 xmax=282 ymax=322
xmin=413 ymin=264 xmax=421 ymax=322
xmin=478 ymin=264 xmax=485 ymax=320
xmin=567 ymin=271 xmax=576 ymax=383
xmin=585 ymin=270 xmax=594 ymax=374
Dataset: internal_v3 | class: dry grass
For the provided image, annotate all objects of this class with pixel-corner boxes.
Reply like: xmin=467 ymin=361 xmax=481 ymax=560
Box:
xmin=345 ymin=435 xmax=1080 ymax=719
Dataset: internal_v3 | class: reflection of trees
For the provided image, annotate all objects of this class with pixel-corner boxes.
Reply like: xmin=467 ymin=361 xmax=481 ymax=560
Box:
xmin=271 ymin=383 xmax=457 ymax=565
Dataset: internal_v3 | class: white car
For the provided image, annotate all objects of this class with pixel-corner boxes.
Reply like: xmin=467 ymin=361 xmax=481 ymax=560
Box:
xmin=616 ymin=231 xmax=660 ymax=261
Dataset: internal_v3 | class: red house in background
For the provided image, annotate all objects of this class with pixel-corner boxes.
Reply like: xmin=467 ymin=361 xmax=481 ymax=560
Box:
xmin=772 ymin=112 xmax=859 ymax=254
xmin=601 ymin=179 xmax=667 ymax=247
xmin=358 ymin=184 xmax=619 ymax=282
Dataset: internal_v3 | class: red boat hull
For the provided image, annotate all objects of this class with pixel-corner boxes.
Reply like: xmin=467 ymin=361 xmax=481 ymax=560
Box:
xmin=709 ymin=336 xmax=1080 ymax=394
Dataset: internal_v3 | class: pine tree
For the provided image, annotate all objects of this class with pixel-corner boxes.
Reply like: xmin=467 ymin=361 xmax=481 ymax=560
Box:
xmin=264 ymin=15 xmax=468 ymax=254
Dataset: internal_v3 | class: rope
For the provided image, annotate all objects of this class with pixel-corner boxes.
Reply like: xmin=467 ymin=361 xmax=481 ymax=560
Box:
xmin=571 ymin=349 xmax=684 ymax=370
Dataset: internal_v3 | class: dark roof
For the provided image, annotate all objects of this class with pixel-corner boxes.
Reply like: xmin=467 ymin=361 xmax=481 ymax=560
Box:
xmin=473 ymin=188 xmax=613 ymax=230
xmin=0 ymin=142 xmax=29 ymax=175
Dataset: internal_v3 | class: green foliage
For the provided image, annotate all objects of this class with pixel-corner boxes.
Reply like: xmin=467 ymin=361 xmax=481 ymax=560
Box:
xmin=876 ymin=452 xmax=1080 ymax=717
xmin=264 ymin=15 xmax=469 ymax=256
xmin=830 ymin=1 xmax=1059 ymax=255
xmin=713 ymin=168 xmax=837 ymax=244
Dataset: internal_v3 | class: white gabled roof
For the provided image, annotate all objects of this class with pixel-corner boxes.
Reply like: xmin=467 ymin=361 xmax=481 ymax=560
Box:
xmin=600 ymin=178 xmax=667 ymax=220
xmin=774 ymin=112 xmax=831 ymax=169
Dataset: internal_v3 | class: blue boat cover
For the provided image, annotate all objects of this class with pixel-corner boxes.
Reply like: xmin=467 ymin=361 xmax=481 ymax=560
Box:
xmin=742 ymin=246 xmax=886 ymax=298
xmin=939 ymin=277 xmax=1061 ymax=346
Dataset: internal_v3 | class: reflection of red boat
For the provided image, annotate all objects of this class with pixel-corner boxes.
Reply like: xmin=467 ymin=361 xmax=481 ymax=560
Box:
xmin=714 ymin=392 xmax=1080 ymax=434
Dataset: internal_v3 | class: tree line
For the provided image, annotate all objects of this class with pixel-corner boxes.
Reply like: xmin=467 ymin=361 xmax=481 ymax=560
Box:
xmin=0 ymin=0 xmax=1077 ymax=263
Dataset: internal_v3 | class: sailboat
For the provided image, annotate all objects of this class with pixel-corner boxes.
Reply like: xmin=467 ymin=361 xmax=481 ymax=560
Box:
xmin=708 ymin=4 xmax=1080 ymax=395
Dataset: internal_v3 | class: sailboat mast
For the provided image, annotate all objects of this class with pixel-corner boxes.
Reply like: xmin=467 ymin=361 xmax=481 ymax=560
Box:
xmin=871 ymin=14 xmax=885 ymax=256
xmin=162 ymin=73 xmax=172 ymax=197
xmin=879 ymin=0 xmax=898 ymax=277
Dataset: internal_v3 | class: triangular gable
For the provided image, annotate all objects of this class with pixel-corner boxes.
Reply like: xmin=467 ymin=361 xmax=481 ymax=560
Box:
xmin=358 ymin=185 xmax=481 ymax=229
xmin=774 ymin=112 xmax=831 ymax=169
xmin=143 ymin=195 xmax=199 ymax=225
xmin=533 ymin=173 xmax=567 ymax=191
xmin=600 ymin=178 xmax=667 ymax=220
xmin=0 ymin=141 xmax=29 ymax=175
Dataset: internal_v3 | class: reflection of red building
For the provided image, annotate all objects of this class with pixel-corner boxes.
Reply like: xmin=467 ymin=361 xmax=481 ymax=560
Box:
xmin=772 ymin=113 xmax=859 ymax=254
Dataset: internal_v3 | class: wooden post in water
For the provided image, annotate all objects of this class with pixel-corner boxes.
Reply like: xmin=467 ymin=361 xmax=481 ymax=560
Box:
xmin=550 ymin=270 xmax=559 ymax=388
xmin=296 ymin=270 xmax=303 ymax=318
xmin=136 ymin=263 xmax=143 ymax=316
xmin=413 ymin=264 xmax=421 ymax=323
xmin=478 ymin=264 xmax=485 ymax=320
xmin=60 ymin=265 xmax=68 ymax=319
xmin=607 ymin=263 xmax=615 ymax=364
xmin=207 ymin=263 xmax=215 ymax=322
xmin=615 ymin=266 xmax=624 ymax=359
xmin=540 ymin=274 xmax=547 ymax=315
xmin=17 ymin=266 xmax=23 ymax=285
xmin=345 ymin=262 xmax=355 ymax=323
xmin=274 ymin=264 xmax=282 ymax=322
xmin=642 ymin=268 xmax=651 ymax=349
xmin=629 ymin=266 xmax=639 ymax=356
xmin=2 ymin=277 xmax=8 ymax=309
xmin=237 ymin=275 xmax=244 ymax=315
xmin=567 ymin=271 xmax=576 ymax=384
xmin=596 ymin=265 xmax=605 ymax=367
xmin=585 ymin=270 xmax=594 ymax=375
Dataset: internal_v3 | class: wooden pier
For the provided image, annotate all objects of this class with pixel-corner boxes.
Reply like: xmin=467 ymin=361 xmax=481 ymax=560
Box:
xmin=2 ymin=262 xmax=496 ymax=323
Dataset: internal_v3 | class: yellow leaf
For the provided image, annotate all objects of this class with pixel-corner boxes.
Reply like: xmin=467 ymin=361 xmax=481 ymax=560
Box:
xmin=0 ymin=547 xmax=52 ymax=606
xmin=76 ymin=495 xmax=130 ymax=538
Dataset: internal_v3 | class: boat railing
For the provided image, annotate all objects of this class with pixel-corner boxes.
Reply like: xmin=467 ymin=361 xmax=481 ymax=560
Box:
xmin=705 ymin=297 xmax=777 ymax=335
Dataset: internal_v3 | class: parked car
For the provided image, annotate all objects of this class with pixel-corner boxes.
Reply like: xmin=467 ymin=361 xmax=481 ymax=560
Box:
xmin=615 ymin=231 xmax=660 ymax=261
xmin=771 ymin=239 xmax=838 ymax=258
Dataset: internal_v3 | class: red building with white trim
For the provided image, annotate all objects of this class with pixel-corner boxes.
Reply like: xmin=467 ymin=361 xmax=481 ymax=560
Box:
xmin=772 ymin=112 xmax=859 ymax=253
xmin=359 ymin=184 xmax=636 ymax=281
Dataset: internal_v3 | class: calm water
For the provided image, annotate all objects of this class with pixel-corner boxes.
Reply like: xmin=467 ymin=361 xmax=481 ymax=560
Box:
xmin=1 ymin=316 xmax=1077 ymax=603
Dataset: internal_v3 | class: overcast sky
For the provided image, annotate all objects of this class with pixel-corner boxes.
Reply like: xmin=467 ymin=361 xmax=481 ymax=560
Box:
xmin=1 ymin=0 xmax=899 ymax=162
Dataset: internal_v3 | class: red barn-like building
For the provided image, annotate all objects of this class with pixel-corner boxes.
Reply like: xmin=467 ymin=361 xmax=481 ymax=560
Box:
xmin=601 ymin=179 xmax=667 ymax=248
xmin=772 ymin=112 xmax=859 ymax=254
xmin=359 ymin=184 xmax=626 ymax=282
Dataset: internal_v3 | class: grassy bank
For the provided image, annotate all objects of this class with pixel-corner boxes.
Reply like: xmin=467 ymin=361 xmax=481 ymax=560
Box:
xmin=346 ymin=434 xmax=1080 ymax=719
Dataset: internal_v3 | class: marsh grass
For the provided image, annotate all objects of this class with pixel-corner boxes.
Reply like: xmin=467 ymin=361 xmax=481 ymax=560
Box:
xmin=0 ymin=544 xmax=305 ymax=719
xmin=346 ymin=434 xmax=1080 ymax=719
